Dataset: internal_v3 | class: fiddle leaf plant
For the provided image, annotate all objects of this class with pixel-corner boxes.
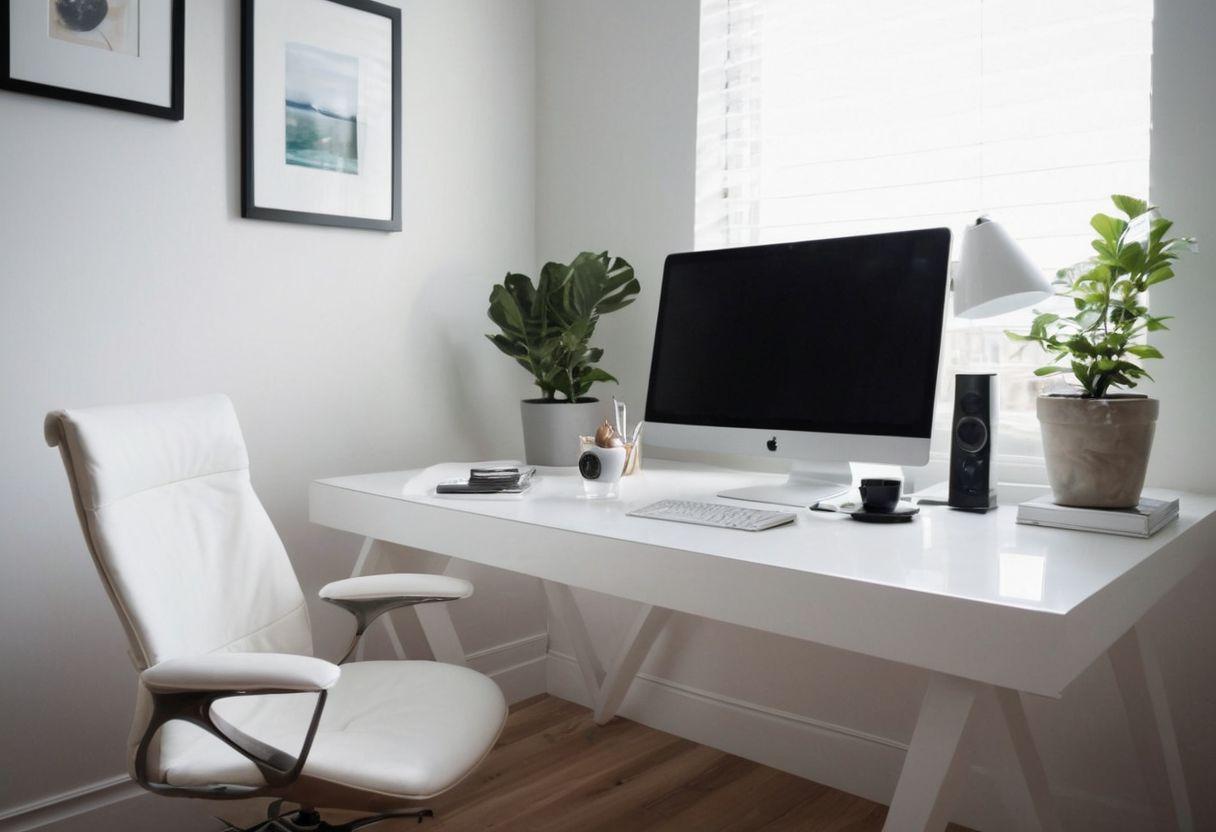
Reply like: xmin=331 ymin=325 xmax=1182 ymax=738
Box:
xmin=486 ymin=251 xmax=640 ymax=401
xmin=1006 ymin=195 xmax=1195 ymax=398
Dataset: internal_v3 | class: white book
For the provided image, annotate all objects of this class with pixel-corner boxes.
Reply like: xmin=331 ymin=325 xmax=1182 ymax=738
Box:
xmin=1016 ymin=494 xmax=1179 ymax=538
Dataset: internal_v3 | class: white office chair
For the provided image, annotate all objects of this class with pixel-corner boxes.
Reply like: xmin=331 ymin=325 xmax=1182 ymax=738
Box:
xmin=45 ymin=395 xmax=507 ymax=831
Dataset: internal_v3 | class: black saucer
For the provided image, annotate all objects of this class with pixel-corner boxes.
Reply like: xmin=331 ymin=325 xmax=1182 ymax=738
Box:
xmin=830 ymin=500 xmax=920 ymax=523
xmin=810 ymin=499 xmax=921 ymax=522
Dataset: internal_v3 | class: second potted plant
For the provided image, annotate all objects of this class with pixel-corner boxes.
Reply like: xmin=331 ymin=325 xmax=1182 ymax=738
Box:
xmin=1008 ymin=195 xmax=1194 ymax=508
xmin=487 ymin=251 xmax=640 ymax=466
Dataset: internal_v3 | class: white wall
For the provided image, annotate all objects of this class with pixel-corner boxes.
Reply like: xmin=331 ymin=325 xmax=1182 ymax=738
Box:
xmin=0 ymin=0 xmax=543 ymax=828
xmin=535 ymin=1 xmax=1216 ymax=830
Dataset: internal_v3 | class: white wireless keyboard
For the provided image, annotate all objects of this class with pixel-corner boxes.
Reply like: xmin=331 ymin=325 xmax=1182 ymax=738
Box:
xmin=629 ymin=499 xmax=796 ymax=531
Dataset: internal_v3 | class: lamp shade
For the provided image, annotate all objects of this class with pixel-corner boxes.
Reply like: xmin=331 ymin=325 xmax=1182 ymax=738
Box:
xmin=954 ymin=218 xmax=1053 ymax=319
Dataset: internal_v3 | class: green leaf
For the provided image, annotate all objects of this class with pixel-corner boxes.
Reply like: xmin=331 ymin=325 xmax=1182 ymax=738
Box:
xmin=1163 ymin=237 xmax=1198 ymax=256
xmin=488 ymin=284 xmax=526 ymax=335
xmin=1034 ymin=365 xmax=1070 ymax=376
xmin=1090 ymin=213 xmax=1128 ymax=244
xmin=503 ymin=272 xmax=537 ymax=313
xmin=1111 ymin=194 xmax=1150 ymax=219
xmin=485 ymin=333 xmax=527 ymax=358
xmin=1148 ymin=217 xmax=1174 ymax=245
xmin=1142 ymin=267 xmax=1174 ymax=289
xmin=1066 ymin=336 xmax=1097 ymax=355
xmin=577 ymin=367 xmax=619 ymax=385
xmin=1126 ymin=344 xmax=1164 ymax=359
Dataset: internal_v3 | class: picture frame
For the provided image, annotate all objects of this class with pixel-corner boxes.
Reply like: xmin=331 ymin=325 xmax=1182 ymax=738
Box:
xmin=0 ymin=0 xmax=184 ymax=121
xmin=241 ymin=0 xmax=401 ymax=232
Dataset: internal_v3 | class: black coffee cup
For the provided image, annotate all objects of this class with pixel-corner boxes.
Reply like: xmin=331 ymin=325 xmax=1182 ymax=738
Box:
xmin=859 ymin=478 xmax=902 ymax=513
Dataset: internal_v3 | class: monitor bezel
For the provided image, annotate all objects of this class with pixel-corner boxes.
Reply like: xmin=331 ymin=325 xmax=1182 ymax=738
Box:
xmin=643 ymin=229 xmax=951 ymax=464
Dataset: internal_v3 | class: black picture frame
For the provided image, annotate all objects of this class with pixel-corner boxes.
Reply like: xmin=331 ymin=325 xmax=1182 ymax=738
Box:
xmin=241 ymin=0 xmax=401 ymax=232
xmin=0 ymin=0 xmax=184 ymax=121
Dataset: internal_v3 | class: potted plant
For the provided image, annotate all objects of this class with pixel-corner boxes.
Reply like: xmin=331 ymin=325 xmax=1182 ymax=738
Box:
xmin=1008 ymin=195 xmax=1195 ymax=508
xmin=487 ymin=251 xmax=640 ymax=466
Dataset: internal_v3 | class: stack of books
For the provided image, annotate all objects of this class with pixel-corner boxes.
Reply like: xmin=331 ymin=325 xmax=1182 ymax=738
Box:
xmin=435 ymin=466 xmax=536 ymax=495
xmin=1016 ymin=494 xmax=1179 ymax=538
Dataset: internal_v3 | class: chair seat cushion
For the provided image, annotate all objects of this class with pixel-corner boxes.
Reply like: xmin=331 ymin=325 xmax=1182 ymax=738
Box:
xmin=158 ymin=660 xmax=507 ymax=800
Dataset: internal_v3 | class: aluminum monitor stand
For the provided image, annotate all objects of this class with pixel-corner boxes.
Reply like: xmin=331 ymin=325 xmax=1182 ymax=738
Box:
xmin=718 ymin=460 xmax=852 ymax=508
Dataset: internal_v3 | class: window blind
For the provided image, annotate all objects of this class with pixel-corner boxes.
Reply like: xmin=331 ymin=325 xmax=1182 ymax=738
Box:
xmin=695 ymin=0 xmax=1153 ymax=466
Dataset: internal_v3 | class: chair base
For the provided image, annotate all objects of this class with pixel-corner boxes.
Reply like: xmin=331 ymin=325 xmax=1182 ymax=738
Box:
xmin=217 ymin=802 xmax=434 ymax=831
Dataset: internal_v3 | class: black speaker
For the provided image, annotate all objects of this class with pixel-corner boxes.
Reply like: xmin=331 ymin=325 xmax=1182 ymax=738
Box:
xmin=949 ymin=373 xmax=997 ymax=511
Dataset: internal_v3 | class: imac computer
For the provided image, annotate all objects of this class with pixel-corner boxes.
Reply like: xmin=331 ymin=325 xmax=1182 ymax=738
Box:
xmin=643 ymin=228 xmax=952 ymax=507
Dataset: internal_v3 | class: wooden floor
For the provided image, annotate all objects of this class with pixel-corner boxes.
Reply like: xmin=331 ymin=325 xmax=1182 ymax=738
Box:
xmin=237 ymin=695 xmax=970 ymax=831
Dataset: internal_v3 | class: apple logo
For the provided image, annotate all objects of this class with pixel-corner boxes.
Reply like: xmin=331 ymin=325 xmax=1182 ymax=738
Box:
xmin=766 ymin=436 xmax=778 ymax=452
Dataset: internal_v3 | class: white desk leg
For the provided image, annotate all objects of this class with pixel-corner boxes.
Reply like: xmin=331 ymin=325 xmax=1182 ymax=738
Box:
xmin=542 ymin=581 xmax=673 ymax=724
xmin=994 ymin=687 xmax=1062 ymax=832
xmin=884 ymin=673 xmax=979 ymax=832
xmin=1109 ymin=625 xmax=1193 ymax=832
xmin=543 ymin=581 xmax=605 ymax=706
xmin=349 ymin=536 xmax=376 ymax=580
xmin=414 ymin=556 xmax=467 ymax=666
xmin=593 ymin=604 xmax=673 ymax=725
xmin=349 ymin=537 xmax=408 ymax=662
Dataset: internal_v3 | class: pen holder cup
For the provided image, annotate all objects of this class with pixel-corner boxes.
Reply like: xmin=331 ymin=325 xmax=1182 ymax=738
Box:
xmin=579 ymin=438 xmax=641 ymax=476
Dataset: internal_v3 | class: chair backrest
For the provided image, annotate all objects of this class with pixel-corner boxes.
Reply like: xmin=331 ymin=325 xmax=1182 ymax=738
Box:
xmin=45 ymin=395 xmax=312 ymax=669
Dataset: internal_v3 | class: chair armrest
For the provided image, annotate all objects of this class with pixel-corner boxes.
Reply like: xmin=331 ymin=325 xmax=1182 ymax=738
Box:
xmin=141 ymin=652 xmax=340 ymax=694
xmin=134 ymin=653 xmax=337 ymax=800
xmin=320 ymin=574 xmax=473 ymax=664
xmin=319 ymin=573 xmax=473 ymax=603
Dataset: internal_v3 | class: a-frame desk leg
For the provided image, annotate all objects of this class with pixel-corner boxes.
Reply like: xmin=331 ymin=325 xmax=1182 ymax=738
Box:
xmin=542 ymin=580 xmax=673 ymax=725
xmin=348 ymin=536 xmax=467 ymax=666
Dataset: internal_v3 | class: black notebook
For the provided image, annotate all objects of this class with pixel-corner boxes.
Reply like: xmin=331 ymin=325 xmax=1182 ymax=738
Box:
xmin=435 ymin=466 xmax=536 ymax=494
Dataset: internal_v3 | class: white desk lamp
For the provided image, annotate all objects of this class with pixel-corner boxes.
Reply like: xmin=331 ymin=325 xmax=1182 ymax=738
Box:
xmin=953 ymin=217 xmax=1053 ymax=318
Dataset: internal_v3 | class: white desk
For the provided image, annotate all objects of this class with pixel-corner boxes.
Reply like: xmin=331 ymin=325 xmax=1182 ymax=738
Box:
xmin=310 ymin=460 xmax=1216 ymax=832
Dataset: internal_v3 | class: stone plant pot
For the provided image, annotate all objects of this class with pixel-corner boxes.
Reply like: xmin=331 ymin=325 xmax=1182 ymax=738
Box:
xmin=520 ymin=398 xmax=613 ymax=467
xmin=1037 ymin=394 xmax=1159 ymax=509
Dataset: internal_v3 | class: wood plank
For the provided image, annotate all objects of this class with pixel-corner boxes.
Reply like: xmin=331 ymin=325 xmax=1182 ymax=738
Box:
xmin=642 ymin=764 xmax=830 ymax=832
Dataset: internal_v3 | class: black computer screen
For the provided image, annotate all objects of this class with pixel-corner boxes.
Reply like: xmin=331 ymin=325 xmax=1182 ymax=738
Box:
xmin=644 ymin=229 xmax=951 ymax=438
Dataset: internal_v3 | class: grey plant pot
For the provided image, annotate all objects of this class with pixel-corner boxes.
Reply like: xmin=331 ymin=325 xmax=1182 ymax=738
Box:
xmin=1037 ymin=394 xmax=1159 ymax=509
xmin=520 ymin=397 xmax=614 ymax=467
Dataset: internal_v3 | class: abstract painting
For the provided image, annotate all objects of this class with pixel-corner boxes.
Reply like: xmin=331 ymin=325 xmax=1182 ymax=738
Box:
xmin=49 ymin=0 xmax=141 ymax=56
xmin=284 ymin=43 xmax=359 ymax=175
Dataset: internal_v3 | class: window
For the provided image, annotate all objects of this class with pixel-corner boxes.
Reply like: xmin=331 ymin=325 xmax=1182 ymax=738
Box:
xmin=696 ymin=0 xmax=1153 ymax=477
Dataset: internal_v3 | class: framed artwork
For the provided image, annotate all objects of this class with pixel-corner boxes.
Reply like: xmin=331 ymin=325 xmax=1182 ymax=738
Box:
xmin=241 ymin=0 xmax=401 ymax=232
xmin=0 ymin=0 xmax=184 ymax=120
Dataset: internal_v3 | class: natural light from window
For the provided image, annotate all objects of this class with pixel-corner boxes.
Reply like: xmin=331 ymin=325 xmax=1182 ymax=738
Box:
xmin=696 ymin=0 xmax=1154 ymax=475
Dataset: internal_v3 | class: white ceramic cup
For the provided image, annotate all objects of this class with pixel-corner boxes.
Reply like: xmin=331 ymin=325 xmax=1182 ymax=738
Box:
xmin=578 ymin=446 xmax=626 ymax=499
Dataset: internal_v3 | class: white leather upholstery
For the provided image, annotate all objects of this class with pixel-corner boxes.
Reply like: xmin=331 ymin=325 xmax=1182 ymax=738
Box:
xmin=142 ymin=653 xmax=340 ymax=694
xmin=320 ymin=574 xmax=473 ymax=602
xmin=45 ymin=395 xmax=312 ymax=670
xmin=159 ymin=661 xmax=506 ymax=800
xmin=46 ymin=395 xmax=508 ymax=810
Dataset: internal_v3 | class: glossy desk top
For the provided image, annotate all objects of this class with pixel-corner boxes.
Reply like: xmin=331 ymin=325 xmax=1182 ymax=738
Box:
xmin=315 ymin=460 xmax=1215 ymax=617
xmin=311 ymin=460 xmax=1216 ymax=694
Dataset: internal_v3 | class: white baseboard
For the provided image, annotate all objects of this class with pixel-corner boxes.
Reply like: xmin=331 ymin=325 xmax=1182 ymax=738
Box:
xmin=466 ymin=630 xmax=549 ymax=704
xmin=546 ymin=649 xmax=1152 ymax=832
xmin=0 ymin=776 xmax=142 ymax=832
xmin=0 ymin=632 xmax=550 ymax=832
